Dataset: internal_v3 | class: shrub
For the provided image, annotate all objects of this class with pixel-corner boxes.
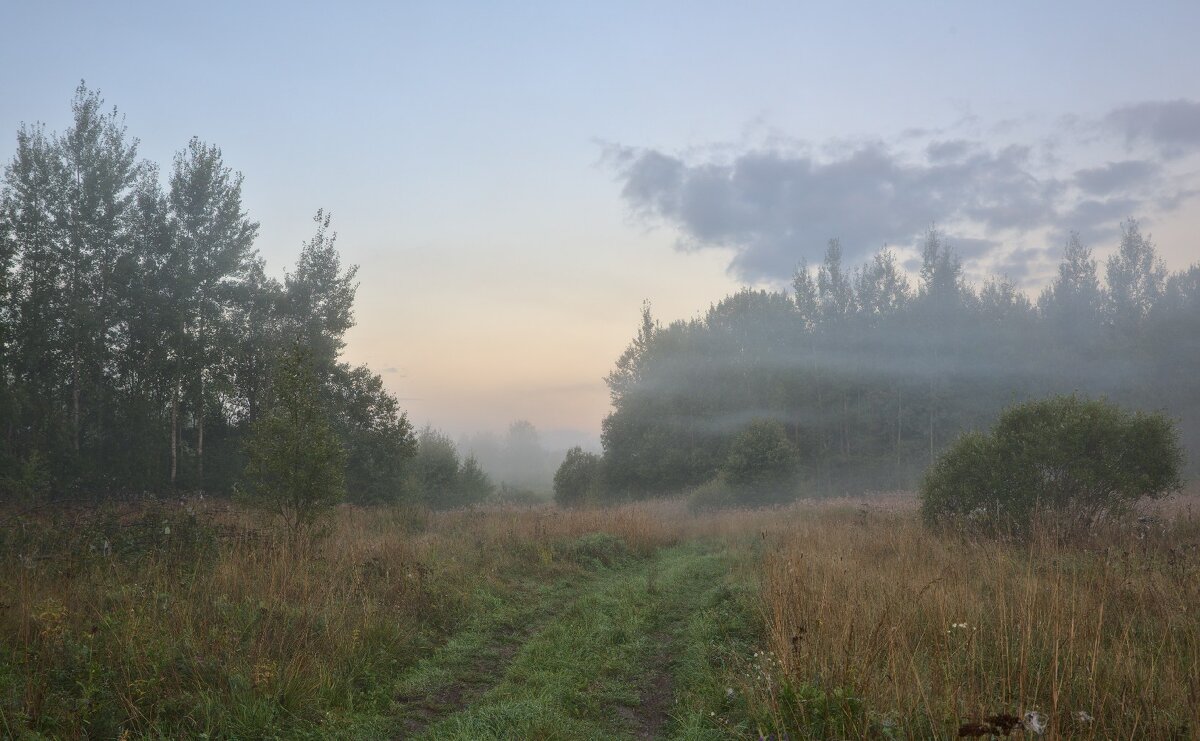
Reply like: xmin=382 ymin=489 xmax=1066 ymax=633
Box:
xmin=553 ymin=446 xmax=604 ymax=507
xmin=408 ymin=427 xmax=494 ymax=509
xmin=721 ymin=419 xmax=799 ymax=505
xmin=240 ymin=346 xmax=346 ymax=540
xmin=457 ymin=454 xmax=495 ymax=504
xmin=921 ymin=395 xmax=1184 ymax=535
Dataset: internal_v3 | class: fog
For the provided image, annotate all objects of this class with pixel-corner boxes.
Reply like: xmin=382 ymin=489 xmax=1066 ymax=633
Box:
xmin=596 ymin=226 xmax=1200 ymax=496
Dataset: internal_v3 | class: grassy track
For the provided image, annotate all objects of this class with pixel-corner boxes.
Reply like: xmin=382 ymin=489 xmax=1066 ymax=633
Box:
xmin=393 ymin=541 xmax=761 ymax=740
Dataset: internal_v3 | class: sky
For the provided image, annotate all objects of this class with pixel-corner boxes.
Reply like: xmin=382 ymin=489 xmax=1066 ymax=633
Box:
xmin=3 ymin=1 xmax=1199 ymax=443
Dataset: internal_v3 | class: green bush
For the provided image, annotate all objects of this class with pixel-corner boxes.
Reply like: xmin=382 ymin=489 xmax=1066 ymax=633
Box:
xmin=722 ymin=419 xmax=799 ymax=504
xmin=921 ymin=395 xmax=1184 ymax=536
xmin=240 ymin=346 xmax=345 ymax=540
xmin=553 ymin=446 xmax=604 ymax=507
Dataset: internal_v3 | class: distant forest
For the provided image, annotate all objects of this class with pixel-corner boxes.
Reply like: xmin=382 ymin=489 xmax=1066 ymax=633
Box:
xmin=601 ymin=226 xmax=1199 ymax=496
xmin=0 ymin=84 xmax=414 ymax=500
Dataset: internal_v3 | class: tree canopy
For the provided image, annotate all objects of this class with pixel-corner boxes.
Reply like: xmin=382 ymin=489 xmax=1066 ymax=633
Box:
xmin=0 ymin=84 xmax=416 ymax=502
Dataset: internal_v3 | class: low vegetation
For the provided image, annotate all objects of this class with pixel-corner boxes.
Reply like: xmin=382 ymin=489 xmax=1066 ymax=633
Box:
xmin=2 ymin=494 xmax=1196 ymax=739
xmin=921 ymin=395 xmax=1185 ymax=536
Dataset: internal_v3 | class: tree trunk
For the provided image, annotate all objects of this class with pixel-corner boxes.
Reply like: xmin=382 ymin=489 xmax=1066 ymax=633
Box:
xmin=196 ymin=317 xmax=205 ymax=492
xmin=197 ymin=374 xmax=204 ymax=493
xmin=170 ymin=381 xmax=178 ymax=489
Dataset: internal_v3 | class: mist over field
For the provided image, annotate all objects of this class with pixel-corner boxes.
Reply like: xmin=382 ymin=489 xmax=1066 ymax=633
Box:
xmin=2 ymin=3 xmax=1199 ymax=739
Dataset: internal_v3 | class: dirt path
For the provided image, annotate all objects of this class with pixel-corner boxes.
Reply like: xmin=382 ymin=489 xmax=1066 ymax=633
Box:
xmin=390 ymin=540 xmax=759 ymax=740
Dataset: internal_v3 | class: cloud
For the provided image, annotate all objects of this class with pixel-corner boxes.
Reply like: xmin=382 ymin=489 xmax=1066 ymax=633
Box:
xmin=1105 ymin=100 xmax=1200 ymax=158
xmin=989 ymin=246 xmax=1054 ymax=283
xmin=609 ymin=140 xmax=1067 ymax=281
xmin=609 ymin=100 xmax=1200 ymax=283
xmin=945 ymin=235 xmax=1002 ymax=261
xmin=1074 ymin=160 xmax=1159 ymax=195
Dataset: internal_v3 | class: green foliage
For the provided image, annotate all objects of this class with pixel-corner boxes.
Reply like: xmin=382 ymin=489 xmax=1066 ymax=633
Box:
xmin=240 ymin=346 xmax=346 ymax=538
xmin=921 ymin=395 xmax=1185 ymax=535
xmin=553 ymin=446 xmax=604 ymax=507
xmin=409 ymin=427 xmax=494 ymax=509
xmin=0 ymin=450 xmax=51 ymax=503
xmin=0 ymin=85 xmax=416 ymax=500
xmin=458 ymin=454 xmax=495 ymax=504
xmin=335 ymin=365 xmax=417 ymax=504
xmin=722 ymin=419 xmax=800 ymax=503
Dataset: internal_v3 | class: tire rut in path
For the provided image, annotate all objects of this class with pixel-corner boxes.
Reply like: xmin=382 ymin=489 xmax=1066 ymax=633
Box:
xmin=392 ymin=595 xmax=555 ymax=738
xmin=619 ymin=629 xmax=677 ymax=740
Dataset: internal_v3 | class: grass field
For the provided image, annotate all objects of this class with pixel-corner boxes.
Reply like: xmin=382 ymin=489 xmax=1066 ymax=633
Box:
xmin=1 ymin=495 xmax=1197 ymax=739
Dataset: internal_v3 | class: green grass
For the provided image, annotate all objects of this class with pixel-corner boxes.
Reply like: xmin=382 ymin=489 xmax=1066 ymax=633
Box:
xmin=406 ymin=541 xmax=762 ymax=740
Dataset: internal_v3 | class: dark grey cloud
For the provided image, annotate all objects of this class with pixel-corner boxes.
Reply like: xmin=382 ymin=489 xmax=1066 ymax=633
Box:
xmin=1054 ymin=197 xmax=1140 ymax=244
xmin=925 ymin=139 xmax=977 ymax=163
xmin=609 ymin=140 xmax=1067 ymax=281
xmin=609 ymin=100 xmax=1200 ymax=283
xmin=1074 ymin=160 xmax=1159 ymax=195
xmin=1105 ymin=100 xmax=1200 ymax=158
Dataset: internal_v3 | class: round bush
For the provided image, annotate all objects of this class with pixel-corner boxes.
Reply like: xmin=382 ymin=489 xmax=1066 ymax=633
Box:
xmin=921 ymin=395 xmax=1184 ymax=535
xmin=722 ymin=418 xmax=800 ymax=505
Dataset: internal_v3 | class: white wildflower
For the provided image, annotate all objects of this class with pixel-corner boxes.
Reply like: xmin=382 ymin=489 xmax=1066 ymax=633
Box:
xmin=1075 ymin=710 xmax=1093 ymax=724
xmin=1024 ymin=710 xmax=1047 ymax=735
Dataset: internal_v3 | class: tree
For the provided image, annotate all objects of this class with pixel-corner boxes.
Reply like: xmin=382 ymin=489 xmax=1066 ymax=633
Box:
xmin=457 ymin=454 xmax=494 ymax=505
xmin=817 ymin=239 xmax=855 ymax=322
xmin=167 ymin=137 xmax=259 ymax=490
xmin=284 ymin=209 xmax=358 ymax=371
xmin=1038 ymin=232 xmax=1103 ymax=338
xmin=920 ymin=395 xmax=1183 ymax=537
xmin=240 ymin=345 xmax=345 ymax=540
xmin=1105 ymin=219 xmax=1165 ymax=331
xmin=855 ymin=248 xmax=909 ymax=324
xmin=334 ymin=364 xmax=416 ymax=504
xmin=553 ymin=446 xmax=604 ymax=507
xmin=53 ymin=83 xmax=140 ymax=466
xmin=410 ymin=426 xmax=464 ymax=508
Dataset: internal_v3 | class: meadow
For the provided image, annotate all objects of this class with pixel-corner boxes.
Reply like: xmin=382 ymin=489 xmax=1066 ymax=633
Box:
xmin=1 ymin=494 xmax=1197 ymax=739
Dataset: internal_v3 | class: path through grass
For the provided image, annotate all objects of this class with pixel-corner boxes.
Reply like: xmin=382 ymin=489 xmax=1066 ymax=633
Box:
xmin=393 ymin=540 xmax=761 ymax=740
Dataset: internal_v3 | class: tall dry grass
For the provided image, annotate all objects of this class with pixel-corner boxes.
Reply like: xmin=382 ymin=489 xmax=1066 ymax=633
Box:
xmin=752 ymin=497 xmax=1200 ymax=739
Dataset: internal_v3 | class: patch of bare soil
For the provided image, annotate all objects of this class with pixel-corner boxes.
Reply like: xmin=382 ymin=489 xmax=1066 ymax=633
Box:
xmin=614 ymin=630 xmax=676 ymax=740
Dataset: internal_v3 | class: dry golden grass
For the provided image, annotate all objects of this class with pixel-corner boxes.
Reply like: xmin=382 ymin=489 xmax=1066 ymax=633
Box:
xmin=752 ymin=496 xmax=1200 ymax=739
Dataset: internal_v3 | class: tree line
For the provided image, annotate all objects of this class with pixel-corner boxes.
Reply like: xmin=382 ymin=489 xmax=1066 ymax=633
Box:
xmin=592 ymin=224 xmax=1199 ymax=499
xmin=0 ymin=84 xmax=415 ymax=502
